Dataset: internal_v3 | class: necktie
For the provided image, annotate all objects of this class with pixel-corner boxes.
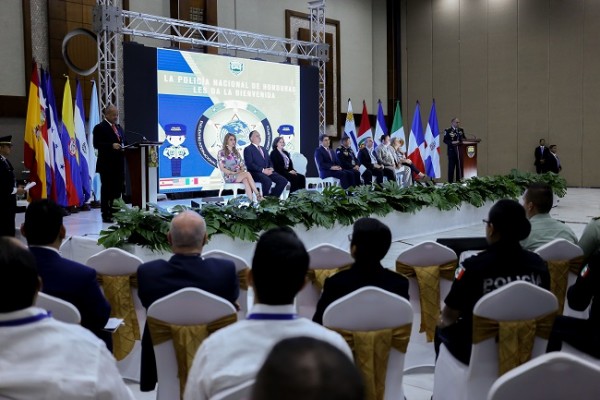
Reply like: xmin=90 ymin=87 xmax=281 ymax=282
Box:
xmin=328 ymin=148 xmax=333 ymax=161
xmin=258 ymin=146 xmax=264 ymax=158
xmin=112 ymin=124 xmax=121 ymax=142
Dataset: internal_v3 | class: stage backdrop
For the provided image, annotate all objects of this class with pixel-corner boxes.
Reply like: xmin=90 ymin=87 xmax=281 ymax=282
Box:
xmin=124 ymin=42 xmax=319 ymax=195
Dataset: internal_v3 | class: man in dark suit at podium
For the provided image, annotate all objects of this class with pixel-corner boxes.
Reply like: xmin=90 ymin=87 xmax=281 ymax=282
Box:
xmin=93 ymin=105 xmax=126 ymax=223
xmin=243 ymin=130 xmax=288 ymax=198
xmin=443 ymin=117 xmax=466 ymax=183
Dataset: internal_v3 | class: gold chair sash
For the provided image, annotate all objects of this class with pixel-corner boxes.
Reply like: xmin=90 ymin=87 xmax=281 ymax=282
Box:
xmin=395 ymin=260 xmax=457 ymax=341
xmin=546 ymin=256 xmax=584 ymax=314
xmin=97 ymin=274 xmax=140 ymax=361
xmin=306 ymin=265 xmax=351 ymax=291
xmin=237 ymin=268 xmax=249 ymax=291
xmin=331 ymin=324 xmax=412 ymax=400
xmin=472 ymin=311 xmax=557 ymax=375
xmin=147 ymin=313 xmax=237 ymax=399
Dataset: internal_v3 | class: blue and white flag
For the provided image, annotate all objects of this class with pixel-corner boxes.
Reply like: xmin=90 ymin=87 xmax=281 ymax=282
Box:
xmin=424 ymin=100 xmax=441 ymax=178
xmin=88 ymin=81 xmax=101 ymax=201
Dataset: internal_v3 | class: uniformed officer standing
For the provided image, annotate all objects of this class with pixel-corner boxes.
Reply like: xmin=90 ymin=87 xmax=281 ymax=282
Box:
xmin=0 ymin=136 xmax=25 ymax=236
xmin=435 ymin=199 xmax=550 ymax=364
xmin=443 ymin=118 xmax=466 ymax=183
xmin=335 ymin=136 xmax=365 ymax=185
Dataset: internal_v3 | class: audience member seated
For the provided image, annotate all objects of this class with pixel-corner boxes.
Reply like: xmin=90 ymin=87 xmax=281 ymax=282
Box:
xmin=183 ymin=227 xmax=352 ymax=400
xmin=218 ymin=132 xmax=262 ymax=201
xmin=244 ymin=130 xmax=288 ymax=198
xmin=0 ymin=237 xmax=135 ymax=400
xmin=314 ymin=134 xmax=359 ymax=189
xmin=547 ymin=250 xmax=600 ymax=358
xmin=435 ymin=199 xmax=550 ymax=365
xmin=520 ymin=182 xmax=578 ymax=251
xmin=579 ymin=216 xmax=600 ymax=264
xmin=269 ymin=136 xmax=306 ymax=193
xmin=375 ymin=135 xmax=397 ymax=182
xmin=20 ymin=199 xmax=112 ymax=349
xmin=137 ymin=211 xmax=239 ymax=392
xmin=313 ymin=217 xmax=409 ymax=324
xmin=335 ymin=135 xmax=366 ymax=185
xmin=358 ymin=137 xmax=395 ymax=184
xmin=251 ymin=337 xmax=365 ymax=400
xmin=390 ymin=137 xmax=429 ymax=184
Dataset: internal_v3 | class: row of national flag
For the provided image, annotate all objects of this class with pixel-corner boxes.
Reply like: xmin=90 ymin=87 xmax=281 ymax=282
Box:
xmin=343 ymin=99 xmax=442 ymax=179
xmin=23 ymin=63 xmax=101 ymax=207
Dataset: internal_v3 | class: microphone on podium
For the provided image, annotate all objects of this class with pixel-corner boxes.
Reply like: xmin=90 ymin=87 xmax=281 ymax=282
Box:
xmin=125 ymin=130 xmax=148 ymax=142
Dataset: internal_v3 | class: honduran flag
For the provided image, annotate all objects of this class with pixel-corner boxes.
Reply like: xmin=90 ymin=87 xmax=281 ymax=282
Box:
xmin=88 ymin=81 xmax=101 ymax=201
xmin=46 ymin=74 xmax=68 ymax=207
xmin=407 ymin=101 xmax=426 ymax=174
xmin=61 ymin=78 xmax=82 ymax=207
xmin=374 ymin=100 xmax=388 ymax=142
xmin=23 ymin=63 xmax=49 ymax=200
xmin=424 ymin=100 xmax=442 ymax=179
xmin=356 ymin=101 xmax=373 ymax=148
xmin=344 ymin=99 xmax=359 ymax=153
xmin=74 ymin=80 xmax=91 ymax=204
xmin=390 ymin=101 xmax=406 ymax=153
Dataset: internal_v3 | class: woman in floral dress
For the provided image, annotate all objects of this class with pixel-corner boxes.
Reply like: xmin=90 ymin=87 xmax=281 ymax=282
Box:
xmin=218 ymin=133 xmax=263 ymax=201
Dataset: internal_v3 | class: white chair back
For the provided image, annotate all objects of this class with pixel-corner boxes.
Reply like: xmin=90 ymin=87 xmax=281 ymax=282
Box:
xmin=290 ymin=152 xmax=308 ymax=175
xmin=321 ymin=176 xmax=340 ymax=188
xmin=147 ymin=288 xmax=237 ymax=400
xmin=323 ymin=286 xmax=413 ymax=400
xmin=305 ymin=177 xmax=324 ymax=191
xmin=211 ymin=380 xmax=255 ymax=400
xmin=86 ymin=248 xmax=144 ymax=382
xmin=35 ymin=292 xmax=81 ymax=324
xmin=487 ymin=352 xmax=600 ymax=400
xmin=296 ymin=244 xmax=353 ymax=319
xmin=202 ymin=249 xmax=250 ymax=318
xmin=433 ymin=281 xmax=558 ymax=400
xmin=59 ymin=235 xmax=105 ymax=265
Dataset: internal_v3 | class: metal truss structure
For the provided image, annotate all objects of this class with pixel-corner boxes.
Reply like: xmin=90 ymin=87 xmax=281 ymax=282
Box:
xmin=93 ymin=0 xmax=328 ymax=134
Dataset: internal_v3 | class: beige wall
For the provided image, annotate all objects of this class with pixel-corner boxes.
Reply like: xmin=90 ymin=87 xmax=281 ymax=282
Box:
xmin=0 ymin=0 xmax=26 ymax=96
xmin=402 ymin=0 xmax=600 ymax=187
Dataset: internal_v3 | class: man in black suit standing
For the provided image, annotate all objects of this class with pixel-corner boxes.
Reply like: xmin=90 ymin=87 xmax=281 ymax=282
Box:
xmin=357 ymin=137 xmax=391 ymax=184
xmin=534 ymin=138 xmax=548 ymax=174
xmin=243 ymin=130 xmax=288 ymax=198
xmin=137 ymin=210 xmax=239 ymax=391
xmin=545 ymin=144 xmax=562 ymax=174
xmin=443 ymin=117 xmax=466 ymax=183
xmin=93 ymin=105 xmax=125 ymax=223
xmin=0 ymin=136 xmax=25 ymax=236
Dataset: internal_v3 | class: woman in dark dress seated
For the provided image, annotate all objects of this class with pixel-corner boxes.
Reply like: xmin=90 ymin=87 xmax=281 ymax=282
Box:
xmin=269 ymin=136 xmax=306 ymax=193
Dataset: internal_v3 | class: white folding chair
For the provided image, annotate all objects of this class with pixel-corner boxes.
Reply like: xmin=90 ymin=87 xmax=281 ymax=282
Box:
xmin=218 ymin=182 xmax=246 ymax=198
xmin=211 ymin=379 xmax=255 ymax=400
xmin=202 ymin=249 xmax=250 ymax=318
xmin=321 ymin=176 xmax=341 ymax=188
xmin=323 ymin=286 xmax=413 ymax=400
xmin=296 ymin=243 xmax=353 ymax=319
xmin=433 ymin=281 xmax=559 ymax=400
xmin=305 ymin=177 xmax=324 ymax=191
xmin=535 ymin=238 xmax=586 ymax=317
xmin=395 ymin=241 xmax=457 ymax=373
xmin=290 ymin=152 xmax=308 ymax=175
xmin=148 ymin=288 xmax=237 ymax=400
xmin=35 ymin=292 xmax=81 ymax=324
xmin=487 ymin=352 xmax=600 ymax=400
xmin=86 ymin=248 xmax=144 ymax=382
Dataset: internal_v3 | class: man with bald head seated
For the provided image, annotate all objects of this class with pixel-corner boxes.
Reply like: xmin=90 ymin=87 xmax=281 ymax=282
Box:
xmin=137 ymin=211 xmax=239 ymax=391
xmin=312 ymin=217 xmax=409 ymax=324
xmin=435 ymin=199 xmax=550 ymax=365
xmin=0 ymin=237 xmax=135 ymax=400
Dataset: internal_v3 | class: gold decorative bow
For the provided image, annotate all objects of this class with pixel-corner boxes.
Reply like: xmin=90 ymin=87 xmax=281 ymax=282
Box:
xmin=97 ymin=274 xmax=140 ymax=361
xmin=331 ymin=324 xmax=412 ymax=400
xmin=306 ymin=265 xmax=351 ymax=291
xmin=147 ymin=313 xmax=237 ymax=399
xmin=395 ymin=260 xmax=457 ymax=341
xmin=546 ymin=256 xmax=584 ymax=313
xmin=237 ymin=268 xmax=249 ymax=291
xmin=472 ymin=311 xmax=557 ymax=375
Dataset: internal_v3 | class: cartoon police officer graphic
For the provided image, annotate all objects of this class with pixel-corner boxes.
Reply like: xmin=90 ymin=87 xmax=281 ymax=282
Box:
xmin=163 ymin=123 xmax=190 ymax=177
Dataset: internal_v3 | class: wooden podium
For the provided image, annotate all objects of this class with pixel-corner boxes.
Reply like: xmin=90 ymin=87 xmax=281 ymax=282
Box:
xmin=125 ymin=141 xmax=163 ymax=209
xmin=458 ymin=139 xmax=481 ymax=179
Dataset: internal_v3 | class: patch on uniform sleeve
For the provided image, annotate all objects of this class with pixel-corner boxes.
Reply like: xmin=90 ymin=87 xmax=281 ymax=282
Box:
xmin=455 ymin=265 xmax=466 ymax=281
xmin=580 ymin=265 xmax=590 ymax=278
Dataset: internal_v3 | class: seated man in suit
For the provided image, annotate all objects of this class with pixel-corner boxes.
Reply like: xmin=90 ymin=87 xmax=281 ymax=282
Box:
xmin=137 ymin=210 xmax=239 ymax=391
xmin=183 ymin=227 xmax=352 ymax=400
xmin=357 ymin=137 xmax=395 ymax=184
xmin=0 ymin=237 xmax=135 ymax=400
xmin=20 ymin=199 xmax=112 ymax=349
xmin=314 ymin=134 xmax=359 ymax=189
xmin=336 ymin=135 xmax=367 ymax=185
xmin=520 ymin=182 xmax=577 ymax=251
xmin=312 ymin=218 xmax=409 ymax=324
xmin=243 ymin=130 xmax=288 ymax=198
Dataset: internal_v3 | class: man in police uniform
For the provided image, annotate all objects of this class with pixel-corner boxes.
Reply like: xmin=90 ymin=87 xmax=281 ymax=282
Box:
xmin=443 ymin=117 xmax=466 ymax=183
xmin=0 ymin=136 xmax=25 ymax=236
xmin=335 ymin=136 xmax=365 ymax=185
xmin=435 ymin=199 xmax=550 ymax=365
